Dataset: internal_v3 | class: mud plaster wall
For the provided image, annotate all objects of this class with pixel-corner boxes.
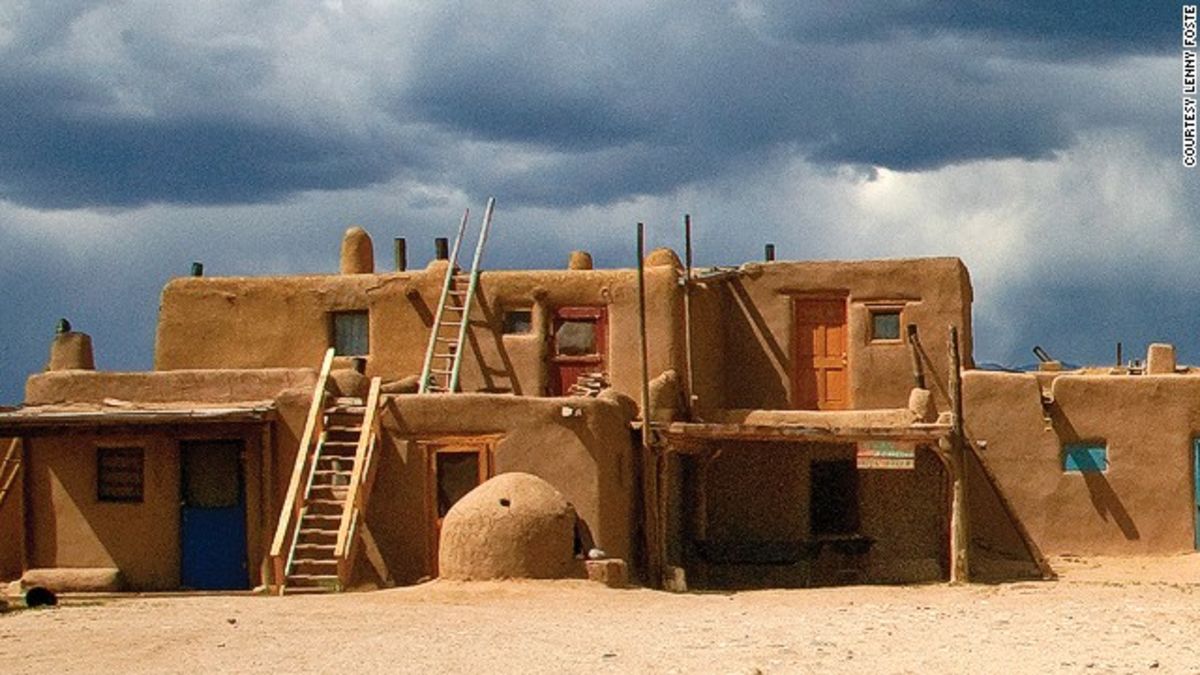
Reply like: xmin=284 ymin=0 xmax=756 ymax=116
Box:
xmin=964 ymin=371 xmax=1200 ymax=556
xmin=23 ymin=425 xmax=267 ymax=591
xmin=154 ymin=266 xmax=684 ymax=405
xmin=0 ymin=437 xmax=22 ymax=581
xmin=363 ymin=393 xmax=635 ymax=584
xmin=25 ymin=369 xmax=317 ymax=406
xmin=691 ymin=442 xmax=945 ymax=583
xmin=690 ymin=258 xmax=973 ymax=413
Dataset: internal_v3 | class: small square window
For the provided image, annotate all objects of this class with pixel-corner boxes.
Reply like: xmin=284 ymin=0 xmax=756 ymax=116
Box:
xmin=332 ymin=311 xmax=369 ymax=356
xmin=98 ymin=447 xmax=144 ymax=502
xmin=870 ymin=309 xmax=902 ymax=341
xmin=1064 ymin=443 xmax=1107 ymax=473
xmin=502 ymin=309 xmax=533 ymax=334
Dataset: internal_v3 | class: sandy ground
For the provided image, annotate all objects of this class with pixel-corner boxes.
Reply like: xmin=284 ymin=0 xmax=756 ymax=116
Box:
xmin=5 ymin=556 xmax=1200 ymax=674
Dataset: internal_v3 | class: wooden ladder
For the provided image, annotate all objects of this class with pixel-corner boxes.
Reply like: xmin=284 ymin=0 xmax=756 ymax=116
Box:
xmin=0 ymin=438 xmax=21 ymax=509
xmin=271 ymin=351 xmax=389 ymax=594
xmin=419 ymin=197 xmax=496 ymax=394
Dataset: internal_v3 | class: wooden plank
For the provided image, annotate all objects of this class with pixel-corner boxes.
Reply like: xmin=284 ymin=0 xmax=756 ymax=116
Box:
xmin=663 ymin=422 xmax=950 ymax=444
xmin=359 ymin=521 xmax=393 ymax=586
xmin=335 ymin=377 xmax=382 ymax=561
xmin=269 ymin=347 xmax=335 ymax=592
xmin=948 ymin=325 xmax=970 ymax=584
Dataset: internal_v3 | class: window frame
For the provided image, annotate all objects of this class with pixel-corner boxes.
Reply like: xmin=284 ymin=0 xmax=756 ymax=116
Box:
xmin=1063 ymin=442 xmax=1108 ymax=473
xmin=501 ymin=308 xmax=534 ymax=335
xmin=96 ymin=445 xmax=145 ymax=503
xmin=330 ymin=309 xmax=370 ymax=356
xmin=867 ymin=305 xmax=904 ymax=343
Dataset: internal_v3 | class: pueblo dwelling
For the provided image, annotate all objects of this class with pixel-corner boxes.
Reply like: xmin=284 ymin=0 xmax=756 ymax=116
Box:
xmin=1 ymin=213 xmax=1198 ymax=594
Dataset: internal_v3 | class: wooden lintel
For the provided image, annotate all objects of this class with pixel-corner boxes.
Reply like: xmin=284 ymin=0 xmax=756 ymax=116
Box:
xmin=663 ymin=422 xmax=951 ymax=445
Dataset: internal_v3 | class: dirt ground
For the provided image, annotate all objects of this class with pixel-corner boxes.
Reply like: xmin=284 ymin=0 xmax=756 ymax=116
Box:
xmin=5 ymin=556 xmax=1200 ymax=674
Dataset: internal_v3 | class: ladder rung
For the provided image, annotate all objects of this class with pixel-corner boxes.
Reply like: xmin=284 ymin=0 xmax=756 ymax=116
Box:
xmin=435 ymin=337 xmax=458 ymax=343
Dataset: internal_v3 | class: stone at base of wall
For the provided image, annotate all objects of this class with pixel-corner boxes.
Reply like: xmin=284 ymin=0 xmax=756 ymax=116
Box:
xmin=585 ymin=559 xmax=628 ymax=588
xmin=20 ymin=567 xmax=125 ymax=593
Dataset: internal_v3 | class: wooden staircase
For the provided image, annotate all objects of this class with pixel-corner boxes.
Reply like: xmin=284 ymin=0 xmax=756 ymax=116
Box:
xmin=270 ymin=350 xmax=390 ymax=594
xmin=419 ymin=197 xmax=495 ymax=394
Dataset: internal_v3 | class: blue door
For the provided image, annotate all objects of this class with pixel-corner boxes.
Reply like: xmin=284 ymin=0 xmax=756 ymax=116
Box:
xmin=1194 ymin=439 xmax=1200 ymax=550
xmin=181 ymin=440 xmax=248 ymax=590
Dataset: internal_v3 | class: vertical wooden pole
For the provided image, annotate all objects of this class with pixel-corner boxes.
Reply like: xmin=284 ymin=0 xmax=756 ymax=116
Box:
xmin=948 ymin=325 xmax=969 ymax=583
xmin=637 ymin=222 xmax=661 ymax=584
xmin=394 ymin=237 xmax=407 ymax=272
xmin=682 ymin=214 xmax=695 ymax=419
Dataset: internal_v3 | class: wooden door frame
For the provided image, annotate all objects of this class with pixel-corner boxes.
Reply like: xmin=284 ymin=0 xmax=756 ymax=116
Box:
xmin=790 ymin=294 xmax=850 ymax=411
xmin=547 ymin=305 xmax=609 ymax=395
xmin=420 ymin=435 xmax=499 ymax=575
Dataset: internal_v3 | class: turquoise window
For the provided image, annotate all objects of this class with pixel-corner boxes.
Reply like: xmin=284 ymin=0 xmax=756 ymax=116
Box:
xmin=1063 ymin=443 xmax=1107 ymax=473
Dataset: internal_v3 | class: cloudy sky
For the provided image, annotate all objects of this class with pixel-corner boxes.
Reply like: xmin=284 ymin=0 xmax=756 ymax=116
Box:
xmin=0 ymin=1 xmax=1193 ymax=404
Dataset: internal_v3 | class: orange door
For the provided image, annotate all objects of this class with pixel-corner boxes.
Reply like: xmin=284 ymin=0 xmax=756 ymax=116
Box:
xmin=548 ymin=307 xmax=608 ymax=396
xmin=792 ymin=298 xmax=848 ymax=410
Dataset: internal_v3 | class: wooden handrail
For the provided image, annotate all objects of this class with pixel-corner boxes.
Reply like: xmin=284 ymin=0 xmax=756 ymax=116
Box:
xmin=0 ymin=438 xmax=22 ymax=508
xmin=335 ymin=376 xmax=382 ymax=581
xmin=269 ymin=348 xmax=336 ymax=585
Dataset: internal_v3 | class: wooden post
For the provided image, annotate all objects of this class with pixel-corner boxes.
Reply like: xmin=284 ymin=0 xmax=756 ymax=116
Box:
xmin=394 ymin=237 xmax=407 ymax=272
xmin=637 ymin=222 xmax=661 ymax=585
xmin=906 ymin=324 xmax=926 ymax=389
xmin=682 ymin=214 xmax=695 ymax=419
xmin=948 ymin=325 xmax=969 ymax=583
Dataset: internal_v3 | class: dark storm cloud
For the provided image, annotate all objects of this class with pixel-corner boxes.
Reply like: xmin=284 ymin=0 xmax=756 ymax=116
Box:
xmin=0 ymin=2 xmax=1175 ymax=210
xmin=751 ymin=1 xmax=1175 ymax=59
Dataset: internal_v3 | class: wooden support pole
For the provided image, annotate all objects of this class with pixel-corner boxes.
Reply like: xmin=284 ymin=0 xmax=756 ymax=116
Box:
xmin=637 ymin=222 xmax=661 ymax=584
xmin=682 ymin=214 xmax=696 ymax=419
xmin=948 ymin=325 xmax=970 ymax=583
xmin=906 ymin=324 xmax=926 ymax=389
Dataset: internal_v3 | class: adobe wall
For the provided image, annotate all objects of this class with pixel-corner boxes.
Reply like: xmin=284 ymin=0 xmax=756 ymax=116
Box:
xmin=24 ymin=369 xmax=317 ymax=406
xmin=22 ymin=424 xmax=268 ymax=591
xmin=964 ymin=371 xmax=1200 ymax=556
xmin=154 ymin=265 xmax=684 ymax=405
xmin=363 ymin=393 xmax=637 ymax=584
xmin=690 ymin=258 xmax=973 ymax=413
xmin=689 ymin=441 xmax=945 ymax=586
xmin=0 ymin=437 xmax=21 ymax=582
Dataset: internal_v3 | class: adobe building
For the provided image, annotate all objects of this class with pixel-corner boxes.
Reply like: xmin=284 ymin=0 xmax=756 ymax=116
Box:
xmin=0 ymin=218 xmax=1194 ymax=594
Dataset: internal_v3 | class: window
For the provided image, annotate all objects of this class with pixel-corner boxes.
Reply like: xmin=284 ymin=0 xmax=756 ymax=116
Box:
xmin=810 ymin=459 xmax=859 ymax=535
xmin=97 ymin=447 xmax=144 ymax=502
xmin=502 ymin=309 xmax=533 ymax=335
xmin=1064 ymin=442 xmax=1108 ymax=473
xmin=555 ymin=320 xmax=597 ymax=356
xmin=869 ymin=308 xmax=902 ymax=341
xmin=331 ymin=311 xmax=369 ymax=356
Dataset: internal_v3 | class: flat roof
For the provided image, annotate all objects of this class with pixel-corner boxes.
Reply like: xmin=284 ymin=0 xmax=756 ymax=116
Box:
xmin=0 ymin=401 xmax=276 ymax=432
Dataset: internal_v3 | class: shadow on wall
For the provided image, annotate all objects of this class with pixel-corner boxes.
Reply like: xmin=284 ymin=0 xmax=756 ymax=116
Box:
xmin=725 ymin=279 xmax=788 ymax=408
xmin=468 ymin=287 xmax=523 ymax=395
xmin=1047 ymin=405 xmax=1140 ymax=541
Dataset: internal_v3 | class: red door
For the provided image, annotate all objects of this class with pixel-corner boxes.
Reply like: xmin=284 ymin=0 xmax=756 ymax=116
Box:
xmin=548 ymin=307 xmax=608 ymax=396
xmin=792 ymin=298 xmax=848 ymax=410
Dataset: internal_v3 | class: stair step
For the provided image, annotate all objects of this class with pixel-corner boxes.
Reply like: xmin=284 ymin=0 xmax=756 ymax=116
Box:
xmin=295 ymin=543 xmax=336 ymax=552
xmin=282 ymin=585 xmax=336 ymax=595
xmin=300 ymin=513 xmax=342 ymax=525
xmin=298 ymin=528 xmax=339 ymax=538
xmin=292 ymin=558 xmax=337 ymax=568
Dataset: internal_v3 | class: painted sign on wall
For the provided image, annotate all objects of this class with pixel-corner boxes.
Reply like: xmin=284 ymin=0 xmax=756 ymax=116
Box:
xmin=856 ymin=441 xmax=915 ymax=470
